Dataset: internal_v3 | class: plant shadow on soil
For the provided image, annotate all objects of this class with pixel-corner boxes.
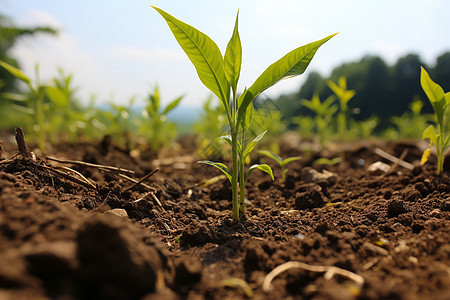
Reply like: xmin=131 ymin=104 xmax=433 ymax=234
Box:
xmin=0 ymin=133 xmax=449 ymax=300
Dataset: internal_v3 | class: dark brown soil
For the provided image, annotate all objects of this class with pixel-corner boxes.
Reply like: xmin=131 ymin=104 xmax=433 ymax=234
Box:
xmin=0 ymin=132 xmax=449 ymax=300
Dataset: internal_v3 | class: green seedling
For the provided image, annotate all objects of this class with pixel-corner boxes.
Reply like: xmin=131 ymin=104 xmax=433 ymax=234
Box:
xmin=0 ymin=60 xmax=46 ymax=150
xmin=301 ymin=94 xmax=337 ymax=147
xmin=327 ymin=77 xmax=355 ymax=137
xmin=420 ymin=67 xmax=450 ymax=174
xmin=293 ymin=114 xmax=315 ymax=140
xmin=390 ymin=98 xmax=430 ymax=139
xmin=152 ymin=6 xmax=336 ymax=220
xmin=314 ymin=157 xmax=342 ymax=166
xmin=45 ymin=69 xmax=85 ymax=144
xmin=139 ymin=86 xmax=183 ymax=152
xmin=259 ymin=150 xmax=301 ymax=182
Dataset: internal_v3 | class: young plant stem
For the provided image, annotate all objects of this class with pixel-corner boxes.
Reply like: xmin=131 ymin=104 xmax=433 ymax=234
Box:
xmin=438 ymin=123 xmax=444 ymax=174
xmin=231 ymin=124 xmax=240 ymax=221
xmin=239 ymin=130 xmax=246 ymax=214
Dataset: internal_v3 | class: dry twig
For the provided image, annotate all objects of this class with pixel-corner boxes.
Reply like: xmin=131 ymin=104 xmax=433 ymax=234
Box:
xmin=123 ymin=168 xmax=159 ymax=192
xmin=262 ymin=261 xmax=364 ymax=293
xmin=57 ymin=166 xmax=96 ymax=189
xmin=46 ymin=156 xmax=136 ymax=175
xmin=374 ymin=148 xmax=414 ymax=170
xmin=117 ymin=173 xmax=157 ymax=192
xmin=38 ymin=164 xmax=96 ymax=190
xmin=15 ymin=127 xmax=33 ymax=160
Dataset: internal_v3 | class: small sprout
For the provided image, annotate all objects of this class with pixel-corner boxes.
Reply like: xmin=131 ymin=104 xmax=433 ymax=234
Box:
xmin=314 ymin=157 xmax=342 ymax=166
xmin=327 ymin=77 xmax=356 ymax=137
xmin=419 ymin=67 xmax=450 ymax=175
xmin=259 ymin=150 xmax=301 ymax=182
xmin=301 ymin=94 xmax=337 ymax=147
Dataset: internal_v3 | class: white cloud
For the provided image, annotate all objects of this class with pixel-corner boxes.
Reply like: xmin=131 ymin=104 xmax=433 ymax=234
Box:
xmin=106 ymin=46 xmax=185 ymax=62
xmin=15 ymin=8 xmax=62 ymax=28
xmin=10 ymin=10 xmax=109 ymax=104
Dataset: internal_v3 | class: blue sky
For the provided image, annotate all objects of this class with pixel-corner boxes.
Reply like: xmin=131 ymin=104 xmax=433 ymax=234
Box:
xmin=2 ymin=0 xmax=449 ymax=108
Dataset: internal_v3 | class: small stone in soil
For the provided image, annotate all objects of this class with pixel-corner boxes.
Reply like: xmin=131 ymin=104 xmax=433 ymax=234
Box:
xmin=367 ymin=161 xmax=391 ymax=175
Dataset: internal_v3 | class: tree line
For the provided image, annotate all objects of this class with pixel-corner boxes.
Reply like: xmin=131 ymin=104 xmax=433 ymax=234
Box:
xmin=271 ymin=51 xmax=450 ymax=130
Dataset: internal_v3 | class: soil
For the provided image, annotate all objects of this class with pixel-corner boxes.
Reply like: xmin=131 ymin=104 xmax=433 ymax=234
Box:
xmin=0 ymin=131 xmax=449 ymax=300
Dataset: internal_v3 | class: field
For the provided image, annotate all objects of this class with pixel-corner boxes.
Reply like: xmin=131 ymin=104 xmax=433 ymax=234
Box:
xmin=1 ymin=130 xmax=449 ymax=300
xmin=1 ymin=6 xmax=450 ymax=299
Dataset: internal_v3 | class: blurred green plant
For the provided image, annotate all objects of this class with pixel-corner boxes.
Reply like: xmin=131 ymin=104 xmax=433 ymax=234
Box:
xmin=327 ymin=77 xmax=355 ymax=136
xmin=301 ymin=94 xmax=337 ymax=147
xmin=138 ymin=86 xmax=183 ymax=153
xmin=194 ymin=96 xmax=229 ymax=159
xmin=349 ymin=116 xmax=379 ymax=139
xmin=44 ymin=69 xmax=86 ymax=144
xmin=0 ymin=60 xmax=46 ymax=150
xmin=420 ymin=66 xmax=450 ymax=175
xmin=259 ymin=150 xmax=301 ymax=182
xmin=389 ymin=98 xmax=430 ymax=139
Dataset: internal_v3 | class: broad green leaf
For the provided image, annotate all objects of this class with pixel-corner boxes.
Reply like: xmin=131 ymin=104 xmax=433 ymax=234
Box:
xmin=238 ymin=33 xmax=337 ymax=119
xmin=162 ymin=96 xmax=183 ymax=115
xmin=243 ymin=130 xmax=267 ymax=160
xmin=198 ymin=160 xmax=232 ymax=183
xmin=422 ymin=125 xmax=437 ymax=146
xmin=258 ymin=150 xmax=282 ymax=165
xmin=0 ymin=60 xmax=31 ymax=85
xmin=247 ymin=164 xmax=274 ymax=181
xmin=46 ymin=86 xmax=68 ymax=107
xmin=152 ymin=6 xmax=230 ymax=109
xmin=280 ymin=156 xmax=302 ymax=168
xmin=421 ymin=67 xmax=445 ymax=104
xmin=224 ymin=10 xmax=242 ymax=93
xmin=421 ymin=67 xmax=447 ymax=126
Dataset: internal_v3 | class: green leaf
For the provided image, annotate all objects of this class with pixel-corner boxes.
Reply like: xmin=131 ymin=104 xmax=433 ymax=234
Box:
xmin=422 ymin=125 xmax=437 ymax=146
xmin=421 ymin=67 xmax=445 ymax=104
xmin=247 ymin=164 xmax=274 ymax=181
xmin=243 ymin=130 xmax=267 ymax=160
xmin=220 ymin=135 xmax=233 ymax=147
xmin=258 ymin=150 xmax=282 ymax=165
xmin=162 ymin=95 xmax=183 ymax=115
xmin=421 ymin=67 xmax=447 ymax=126
xmin=280 ymin=156 xmax=302 ymax=168
xmin=237 ymin=33 xmax=337 ymax=119
xmin=152 ymin=6 xmax=230 ymax=109
xmin=0 ymin=60 xmax=31 ymax=85
xmin=224 ymin=10 xmax=242 ymax=93
xmin=46 ymin=86 xmax=68 ymax=107
xmin=198 ymin=160 xmax=232 ymax=183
